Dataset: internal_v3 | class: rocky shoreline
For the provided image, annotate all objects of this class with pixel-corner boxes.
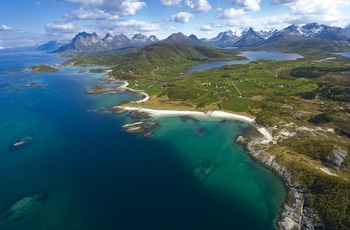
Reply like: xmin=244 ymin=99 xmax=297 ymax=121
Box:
xmin=90 ymin=72 xmax=318 ymax=229
xmin=236 ymin=123 xmax=323 ymax=230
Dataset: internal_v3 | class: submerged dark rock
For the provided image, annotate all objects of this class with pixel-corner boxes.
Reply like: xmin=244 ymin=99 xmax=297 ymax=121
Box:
xmin=179 ymin=115 xmax=200 ymax=123
xmin=0 ymin=190 xmax=48 ymax=225
xmin=194 ymin=127 xmax=206 ymax=137
xmin=193 ymin=160 xmax=215 ymax=182
xmin=108 ymin=105 xmax=127 ymax=115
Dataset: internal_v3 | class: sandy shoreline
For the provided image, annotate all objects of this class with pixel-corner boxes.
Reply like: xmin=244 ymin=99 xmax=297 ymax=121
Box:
xmin=114 ymin=77 xmax=273 ymax=141
xmin=123 ymin=106 xmax=255 ymax=123
xmin=122 ymin=106 xmax=274 ymax=143
xmin=108 ymin=73 xmax=273 ymax=142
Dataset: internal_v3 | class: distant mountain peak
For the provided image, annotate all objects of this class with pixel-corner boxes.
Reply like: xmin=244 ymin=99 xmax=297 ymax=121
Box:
xmin=51 ymin=23 xmax=350 ymax=53
xmin=164 ymin=32 xmax=188 ymax=42
xmin=103 ymin=33 xmax=113 ymax=42
xmin=162 ymin=32 xmax=203 ymax=45
xmin=188 ymin=34 xmax=199 ymax=40
xmin=233 ymin=27 xmax=264 ymax=47
xmin=132 ymin=33 xmax=148 ymax=40
xmin=37 ymin=40 xmax=69 ymax=52
xmin=149 ymin=35 xmax=159 ymax=42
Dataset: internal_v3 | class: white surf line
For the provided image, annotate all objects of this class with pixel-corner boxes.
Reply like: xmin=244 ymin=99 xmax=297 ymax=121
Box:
xmin=134 ymin=92 xmax=150 ymax=104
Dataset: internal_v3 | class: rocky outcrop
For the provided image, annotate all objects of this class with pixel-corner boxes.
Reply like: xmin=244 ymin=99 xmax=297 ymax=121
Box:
xmin=325 ymin=149 xmax=348 ymax=170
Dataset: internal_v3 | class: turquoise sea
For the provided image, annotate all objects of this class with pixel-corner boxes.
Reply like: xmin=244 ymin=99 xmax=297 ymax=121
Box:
xmin=0 ymin=52 xmax=286 ymax=229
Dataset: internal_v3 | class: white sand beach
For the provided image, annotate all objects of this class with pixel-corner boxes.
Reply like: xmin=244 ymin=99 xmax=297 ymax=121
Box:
xmin=122 ymin=106 xmax=275 ymax=142
xmin=123 ymin=106 xmax=254 ymax=123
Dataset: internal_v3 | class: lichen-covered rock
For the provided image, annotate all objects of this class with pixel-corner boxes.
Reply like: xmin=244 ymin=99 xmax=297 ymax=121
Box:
xmin=325 ymin=149 xmax=348 ymax=169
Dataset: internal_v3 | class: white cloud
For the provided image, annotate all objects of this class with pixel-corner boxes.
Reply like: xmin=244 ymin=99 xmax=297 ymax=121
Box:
xmin=35 ymin=1 xmax=42 ymax=6
xmin=114 ymin=20 xmax=162 ymax=31
xmin=199 ymin=24 xmax=213 ymax=31
xmin=217 ymin=8 xmax=245 ymax=19
xmin=66 ymin=0 xmax=147 ymax=18
xmin=230 ymin=0 xmax=261 ymax=12
xmin=170 ymin=12 xmax=194 ymax=23
xmin=161 ymin=0 xmax=182 ymax=6
xmin=96 ymin=19 xmax=176 ymax=39
xmin=0 ymin=24 xmax=13 ymax=31
xmin=97 ymin=19 xmax=175 ymax=36
xmin=269 ymin=0 xmax=350 ymax=27
xmin=64 ymin=7 xmax=119 ymax=19
xmin=45 ymin=22 xmax=85 ymax=38
xmin=185 ymin=0 xmax=212 ymax=13
xmin=289 ymin=1 xmax=338 ymax=16
xmin=270 ymin=0 xmax=296 ymax=5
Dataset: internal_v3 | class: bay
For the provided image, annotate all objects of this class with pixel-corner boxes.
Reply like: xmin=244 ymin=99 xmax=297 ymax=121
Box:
xmin=0 ymin=52 xmax=286 ymax=229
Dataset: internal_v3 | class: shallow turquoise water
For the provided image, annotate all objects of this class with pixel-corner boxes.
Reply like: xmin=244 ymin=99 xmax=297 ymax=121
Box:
xmin=0 ymin=52 xmax=285 ymax=229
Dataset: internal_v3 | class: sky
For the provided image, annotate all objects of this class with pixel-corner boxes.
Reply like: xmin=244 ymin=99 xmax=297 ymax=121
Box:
xmin=1 ymin=0 xmax=350 ymax=48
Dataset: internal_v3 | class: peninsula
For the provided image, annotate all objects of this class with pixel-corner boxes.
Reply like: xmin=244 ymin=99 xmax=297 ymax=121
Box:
xmin=64 ymin=37 xmax=350 ymax=230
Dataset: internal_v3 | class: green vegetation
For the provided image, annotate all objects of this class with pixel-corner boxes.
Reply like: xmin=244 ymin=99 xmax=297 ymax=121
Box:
xmin=221 ymin=98 xmax=255 ymax=112
xmin=29 ymin=65 xmax=59 ymax=73
xmin=89 ymin=68 xmax=107 ymax=73
xmin=289 ymin=139 xmax=334 ymax=160
xmin=160 ymin=86 xmax=206 ymax=100
xmin=67 ymin=42 xmax=350 ymax=229
xmin=301 ymin=174 xmax=350 ymax=230
xmin=290 ymin=66 xmax=350 ymax=78
xmin=308 ymin=113 xmax=333 ymax=125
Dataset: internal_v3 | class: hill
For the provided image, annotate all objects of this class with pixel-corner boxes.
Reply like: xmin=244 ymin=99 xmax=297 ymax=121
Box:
xmin=109 ymin=42 xmax=242 ymax=79
xmin=64 ymin=42 xmax=243 ymax=79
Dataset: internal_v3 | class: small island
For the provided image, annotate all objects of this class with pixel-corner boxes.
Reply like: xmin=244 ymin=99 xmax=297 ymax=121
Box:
xmin=29 ymin=65 xmax=59 ymax=73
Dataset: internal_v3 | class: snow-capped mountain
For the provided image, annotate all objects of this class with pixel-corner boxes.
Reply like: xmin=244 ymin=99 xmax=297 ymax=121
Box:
xmin=267 ymin=23 xmax=349 ymax=43
xmin=51 ymin=32 xmax=159 ymax=53
xmin=203 ymin=30 xmax=241 ymax=47
xmin=257 ymin=30 xmax=276 ymax=39
xmin=300 ymin=23 xmax=348 ymax=41
xmin=233 ymin=27 xmax=265 ymax=47
xmin=49 ymin=23 xmax=350 ymax=52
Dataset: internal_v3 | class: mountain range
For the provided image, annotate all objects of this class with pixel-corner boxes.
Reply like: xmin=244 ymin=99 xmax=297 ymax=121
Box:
xmin=44 ymin=22 xmax=350 ymax=53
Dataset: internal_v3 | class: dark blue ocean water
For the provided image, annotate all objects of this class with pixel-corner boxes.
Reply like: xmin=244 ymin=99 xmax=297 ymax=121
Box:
xmin=0 ymin=52 xmax=285 ymax=229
